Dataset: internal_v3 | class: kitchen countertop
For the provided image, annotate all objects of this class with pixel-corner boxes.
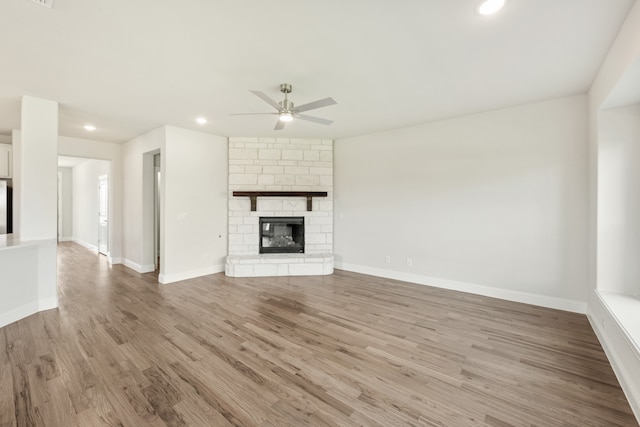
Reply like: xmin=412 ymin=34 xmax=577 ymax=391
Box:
xmin=0 ymin=235 xmax=56 ymax=252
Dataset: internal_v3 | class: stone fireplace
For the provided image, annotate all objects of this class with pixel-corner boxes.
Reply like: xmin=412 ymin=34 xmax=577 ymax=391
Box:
xmin=225 ymin=137 xmax=334 ymax=277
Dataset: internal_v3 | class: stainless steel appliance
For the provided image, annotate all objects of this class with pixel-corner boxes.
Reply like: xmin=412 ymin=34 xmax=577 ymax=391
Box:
xmin=0 ymin=179 xmax=12 ymax=234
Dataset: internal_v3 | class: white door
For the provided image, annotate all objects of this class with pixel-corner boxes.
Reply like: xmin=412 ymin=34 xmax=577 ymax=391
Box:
xmin=98 ymin=175 xmax=109 ymax=255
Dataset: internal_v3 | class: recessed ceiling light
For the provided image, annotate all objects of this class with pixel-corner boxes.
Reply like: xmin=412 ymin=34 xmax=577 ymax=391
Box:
xmin=31 ymin=0 xmax=54 ymax=8
xmin=477 ymin=0 xmax=507 ymax=15
xmin=83 ymin=124 xmax=96 ymax=131
xmin=196 ymin=117 xmax=207 ymax=125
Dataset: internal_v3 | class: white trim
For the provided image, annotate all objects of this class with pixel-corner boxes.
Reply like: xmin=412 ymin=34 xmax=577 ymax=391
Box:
xmin=58 ymin=236 xmax=73 ymax=242
xmin=159 ymin=265 xmax=225 ymax=284
xmin=0 ymin=301 xmax=39 ymax=328
xmin=108 ymin=255 xmax=122 ymax=265
xmin=122 ymin=258 xmax=155 ymax=274
xmin=97 ymin=173 xmax=109 ymax=256
xmin=72 ymin=238 xmax=98 ymax=253
xmin=57 ymin=171 xmax=62 ymax=241
xmin=335 ymin=262 xmax=587 ymax=314
xmin=122 ymin=258 xmax=154 ymax=273
xmin=0 ymin=296 xmax=57 ymax=328
xmin=587 ymin=292 xmax=640 ymax=424
xmin=38 ymin=296 xmax=58 ymax=311
xmin=596 ymin=292 xmax=640 ymax=356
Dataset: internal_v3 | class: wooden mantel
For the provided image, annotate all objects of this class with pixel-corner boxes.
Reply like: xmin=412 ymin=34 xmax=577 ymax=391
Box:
xmin=232 ymin=191 xmax=328 ymax=212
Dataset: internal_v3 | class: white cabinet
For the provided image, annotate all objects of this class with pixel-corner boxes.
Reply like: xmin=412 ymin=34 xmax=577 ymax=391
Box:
xmin=0 ymin=144 xmax=11 ymax=178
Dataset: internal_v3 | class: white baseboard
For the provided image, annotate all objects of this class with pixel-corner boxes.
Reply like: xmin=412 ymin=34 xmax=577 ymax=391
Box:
xmin=72 ymin=238 xmax=98 ymax=253
xmin=108 ymin=255 xmax=122 ymax=265
xmin=587 ymin=292 xmax=640 ymax=423
xmin=0 ymin=301 xmax=39 ymax=328
xmin=335 ymin=262 xmax=587 ymax=314
xmin=38 ymin=296 xmax=58 ymax=311
xmin=122 ymin=259 xmax=226 ymax=281
xmin=58 ymin=236 xmax=73 ymax=242
xmin=0 ymin=296 xmax=58 ymax=329
xmin=159 ymin=265 xmax=225 ymax=284
xmin=122 ymin=258 xmax=156 ymax=274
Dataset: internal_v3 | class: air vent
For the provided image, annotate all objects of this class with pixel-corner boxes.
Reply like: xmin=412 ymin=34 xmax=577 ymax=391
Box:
xmin=31 ymin=0 xmax=54 ymax=8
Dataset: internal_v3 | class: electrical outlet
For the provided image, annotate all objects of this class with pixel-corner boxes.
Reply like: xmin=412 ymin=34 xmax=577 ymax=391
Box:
xmin=385 ymin=256 xmax=391 ymax=264
xmin=406 ymin=258 xmax=413 ymax=267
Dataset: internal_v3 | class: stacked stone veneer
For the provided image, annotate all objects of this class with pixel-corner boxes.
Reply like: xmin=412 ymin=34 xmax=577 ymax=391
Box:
xmin=226 ymin=137 xmax=333 ymax=277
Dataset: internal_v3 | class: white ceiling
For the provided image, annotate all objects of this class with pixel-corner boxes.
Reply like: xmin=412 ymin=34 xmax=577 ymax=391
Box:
xmin=57 ymin=155 xmax=88 ymax=168
xmin=602 ymin=54 xmax=640 ymax=109
xmin=0 ymin=0 xmax=635 ymax=143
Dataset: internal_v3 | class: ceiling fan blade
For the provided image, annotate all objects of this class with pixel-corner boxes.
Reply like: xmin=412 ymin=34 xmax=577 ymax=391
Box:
xmin=292 ymin=97 xmax=337 ymax=113
xmin=250 ymin=90 xmax=282 ymax=111
xmin=296 ymin=114 xmax=333 ymax=126
xmin=274 ymin=120 xmax=286 ymax=130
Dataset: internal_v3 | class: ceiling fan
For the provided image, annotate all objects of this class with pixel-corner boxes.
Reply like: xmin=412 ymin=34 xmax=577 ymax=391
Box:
xmin=232 ymin=83 xmax=337 ymax=130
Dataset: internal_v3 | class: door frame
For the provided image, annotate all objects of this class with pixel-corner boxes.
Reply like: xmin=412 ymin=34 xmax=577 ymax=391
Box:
xmin=98 ymin=174 xmax=109 ymax=255
xmin=57 ymin=171 xmax=62 ymax=241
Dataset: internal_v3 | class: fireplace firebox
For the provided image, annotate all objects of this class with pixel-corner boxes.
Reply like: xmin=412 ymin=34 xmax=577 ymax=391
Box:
xmin=259 ymin=217 xmax=304 ymax=254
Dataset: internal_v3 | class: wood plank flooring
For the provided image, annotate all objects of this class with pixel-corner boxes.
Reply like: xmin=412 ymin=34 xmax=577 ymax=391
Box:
xmin=1 ymin=241 xmax=637 ymax=426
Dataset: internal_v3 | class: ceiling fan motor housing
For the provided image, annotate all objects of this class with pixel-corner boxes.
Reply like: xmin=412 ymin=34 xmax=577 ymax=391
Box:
xmin=279 ymin=98 xmax=294 ymax=111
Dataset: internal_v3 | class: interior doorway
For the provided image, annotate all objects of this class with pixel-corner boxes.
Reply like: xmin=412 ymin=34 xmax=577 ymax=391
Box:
xmin=154 ymin=153 xmax=161 ymax=270
xmin=57 ymin=156 xmax=110 ymax=253
xmin=57 ymin=171 xmax=62 ymax=241
xmin=98 ymin=174 xmax=109 ymax=256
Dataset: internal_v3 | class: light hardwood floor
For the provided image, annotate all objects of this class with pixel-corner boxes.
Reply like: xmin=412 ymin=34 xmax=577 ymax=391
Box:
xmin=1 ymin=242 xmax=637 ymax=426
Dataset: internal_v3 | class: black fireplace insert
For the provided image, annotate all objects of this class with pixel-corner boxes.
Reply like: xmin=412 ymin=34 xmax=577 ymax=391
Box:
xmin=259 ymin=217 xmax=304 ymax=254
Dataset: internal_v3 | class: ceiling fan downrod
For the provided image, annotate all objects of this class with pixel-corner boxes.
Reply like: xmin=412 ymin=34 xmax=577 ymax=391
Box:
xmin=279 ymin=83 xmax=294 ymax=111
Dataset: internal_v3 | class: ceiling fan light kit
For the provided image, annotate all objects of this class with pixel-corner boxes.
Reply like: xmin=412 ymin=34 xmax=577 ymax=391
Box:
xmin=279 ymin=112 xmax=293 ymax=122
xmin=232 ymin=83 xmax=337 ymax=130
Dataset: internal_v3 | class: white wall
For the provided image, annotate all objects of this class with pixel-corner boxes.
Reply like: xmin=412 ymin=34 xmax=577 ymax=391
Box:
xmin=159 ymin=126 xmax=227 ymax=283
xmin=16 ymin=96 xmax=58 ymax=241
xmin=120 ymin=126 xmax=228 ymax=282
xmin=0 ymin=245 xmax=38 ymax=324
xmin=589 ymin=0 xmax=640 ymax=293
xmin=71 ymin=159 xmax=110 ymax=250
xmin=335 ymin=95 xmax=589 ymax=312
xmin=0 ymin=96 xmax=58 ymax=327
xmin=597 ymin=103 xmax=640 ymax=295
xmin=59 ymin=136 xmax=123 ymax=262
xmin=587 ymin=1 xmax=640 ymax=420
xmin=57 ymin=167 xmax=73 ymax=240
xmin=0 ymin=241 xmax=56 ymax=328
xmin=121 ymin=127 xmax=164 ymax=272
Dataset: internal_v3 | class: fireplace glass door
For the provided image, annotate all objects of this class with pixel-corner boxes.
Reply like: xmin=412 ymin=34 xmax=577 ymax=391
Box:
xmin=259 ymin=217 xmax=304 ymax=254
